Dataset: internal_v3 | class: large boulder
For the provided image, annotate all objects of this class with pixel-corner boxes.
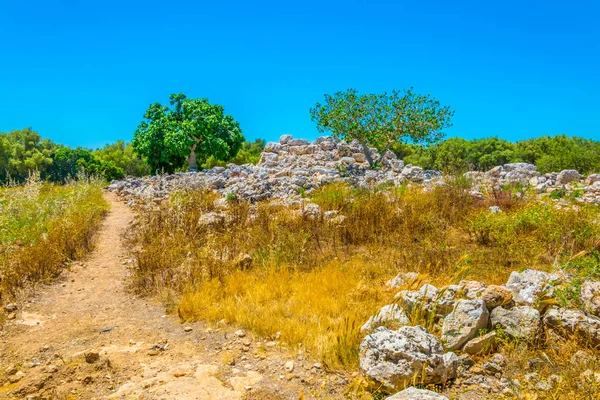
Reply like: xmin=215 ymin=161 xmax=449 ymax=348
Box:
xmin=360 ymin=326 xmax=458 ymax=392
xmin=581 ymin=280 xmax=600 ymax=317
xmin=490 ymin=306 xmax=541 ymax=341
xmin=544 ymin=307 xmax=600 ymax=346
xmin=441 ymin=300 xmax=489 ymax=351
xmin=386 ymin=387 xmax=448 ymax=399
xmin=505 ymin=269 xmax=559 ymax=305
xmin=361 ymin=304 xmax=410 ymax=332
xmin=556 ymin=169 xmax=582 ymax=185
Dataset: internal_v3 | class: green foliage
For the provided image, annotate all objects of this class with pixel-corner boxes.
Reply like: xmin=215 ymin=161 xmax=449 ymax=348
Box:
xmin=48 ymin=148 xmax=125 ymax=182
xmin=132 ymin=93 xmax=244 ymax=173
xmin=392 ymin=135 xmax=600 ymax=174
xmin=0 ymin=128 xmax=54 ymax=183
xmin=93 ymin=140 xmax=149 ymax=177
xmin=310 ymin=88 xmax=454 ymax=166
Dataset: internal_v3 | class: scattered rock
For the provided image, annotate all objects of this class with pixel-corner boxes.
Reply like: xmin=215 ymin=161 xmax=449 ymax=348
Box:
xmin=490 ymin=306 xmax=541 ymax=341
xmin=544 ymin=307 xmax=600 ymax=346
xmin=359 ymin=326 xmax=457 ymax=392
xmin=386 ymin=272 xmax=420 ymax=289
xmin=505 ymin=269 xmax=558 ymax=305
xmin=361 ymin=304 xmax=410 ymax=332
xmin=4 ymin=303 xmax=18 ymax=313
xmin=386 ymin=387 xmax=448 ymax=399
xmin=462 ymin=331 xmax=497 ymax=355
xmin=581 ymin=280 xmax=600 ymax=317
xmin=84 ymin=351 xmax=100 ymax=364
xmin=441 ymin=299 xmax=489 ymax=351
xmin=481 ymin=285 xmax=513 ymax=310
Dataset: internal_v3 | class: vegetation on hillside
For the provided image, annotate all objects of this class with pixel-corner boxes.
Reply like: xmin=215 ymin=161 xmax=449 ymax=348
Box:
xmin=129 ymin=182 xmax=600 ymax=380
xmin=393 ymin=134 xmax=600 ymax=174
xmin=0 ymin=175 xmax=108 ymax=300
xmin=0 ymin=128 xmax=263 ymax=184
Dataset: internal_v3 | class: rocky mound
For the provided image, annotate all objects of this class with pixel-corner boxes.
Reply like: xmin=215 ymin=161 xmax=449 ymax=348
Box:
xmin=108 ymin=135 xmax=600 ymax=205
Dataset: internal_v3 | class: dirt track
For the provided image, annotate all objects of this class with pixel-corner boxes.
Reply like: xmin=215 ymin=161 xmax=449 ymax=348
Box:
xmin=0 ymin=193 xmax=345 ymax=399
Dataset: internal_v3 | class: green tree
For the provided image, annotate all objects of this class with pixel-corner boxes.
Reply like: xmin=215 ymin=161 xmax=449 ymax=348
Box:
xmin=0 ymin=128 xmax=55 ymax=183
xmin=132 ymin=93 xmax=244 ymax=174
xmin=93 ymin=140 xmax=149 ymax=177
xmin=310 ymin=88 xmax=454 ymax=166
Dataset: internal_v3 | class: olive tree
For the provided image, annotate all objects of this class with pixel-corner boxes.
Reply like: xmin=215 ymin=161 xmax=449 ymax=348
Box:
xmin=310 ymin=88 xmax=454 ymax=166
xmin=133 ymin=93 xmax=244 ymax=173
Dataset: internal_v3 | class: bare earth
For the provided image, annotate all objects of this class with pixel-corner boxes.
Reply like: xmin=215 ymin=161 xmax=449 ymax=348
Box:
xmin=0 ymin=193 xmax=347 ymax=400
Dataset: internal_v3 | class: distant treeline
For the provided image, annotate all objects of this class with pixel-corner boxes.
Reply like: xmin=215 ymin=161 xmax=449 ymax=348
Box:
xmin=0 ymin=128 xmax=265 ymax=184
xmin=1 ymin=128 xmax=598 ymax=184
xmin=392 ymin=135 xmax=600 ymax=174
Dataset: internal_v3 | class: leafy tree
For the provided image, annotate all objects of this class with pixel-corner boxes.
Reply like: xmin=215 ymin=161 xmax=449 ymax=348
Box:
xmin=48 ymin=148 xmax=124 ymax=182
xmin=132 ymin=93 xmax=244 ymax=173
xmin=0 ymin=128 xmax=55 ymax=183
xmin=93 ymin=140 xmax=149 ymax=177
xmin=310 ymin=88 xmax=454 ymax=166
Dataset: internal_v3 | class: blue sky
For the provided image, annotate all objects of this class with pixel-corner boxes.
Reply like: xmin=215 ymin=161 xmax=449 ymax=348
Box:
xmin=1 ymin=0 xmax=599 ymax=148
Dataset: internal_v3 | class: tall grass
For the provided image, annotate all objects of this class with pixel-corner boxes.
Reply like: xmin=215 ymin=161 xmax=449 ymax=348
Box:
xmin=129 ymin=183 xmax=600 ymax=370
xmin=0 ymin=175 xmax=108 ymax=300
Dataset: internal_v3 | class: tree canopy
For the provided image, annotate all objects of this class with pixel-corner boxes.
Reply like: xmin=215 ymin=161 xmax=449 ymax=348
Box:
xmin=132 ymin=93 xmax=244 ymax=173
xmin=310 ymin=88 xmax=454 ymax=166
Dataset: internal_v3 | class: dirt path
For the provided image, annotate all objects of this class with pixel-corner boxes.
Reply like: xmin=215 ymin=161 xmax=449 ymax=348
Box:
xmin=0 ymin=193 xmax=345 ymax=400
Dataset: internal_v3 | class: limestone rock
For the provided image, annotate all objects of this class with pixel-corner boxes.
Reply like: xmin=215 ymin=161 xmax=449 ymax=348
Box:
xmin=361 ymin=304 xmax=410 ymax=332
xmin=359 ymin=326 xmax=457 ymax=392
xmin=441 ymin=300 xmax=489 ymax=351
xmin=490 ymin=306 xmax=540 ymax=341
xmin=386 ymin=272 xmax=419 ymax=289
xmin=556 ymin=169 xmax=582 ymax=185
xmin=505 ymin=269 xmax=559 ymax=305
xmin=386 ymin=387 xmax=448 ymax=399
xmin=462 ymin=331 xmax=497 ymax=355
xmin=544 ymin=307 xmax=600 ymax=346
xmin=581 ymin=280 xmax=600 ymax=317
xmin=481 ymin=285 xmax=513 ymax=310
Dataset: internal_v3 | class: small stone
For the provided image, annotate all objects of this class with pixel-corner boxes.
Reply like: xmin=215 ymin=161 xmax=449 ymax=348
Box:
xmin=184 ymin=326 xmax=193 ymax=332
xmin=234 ymin=329 xmax=246 ymax=338
xmin=386 ymin=387 xmax=449 ymax=399
xmin=313 ymin=362 xmax=322 ymax=369
xmin=5 ymin=365 xmax=18 ymax=375
xmin=285 ymin=361 xmax=294 ymax=372
xmin=7 ymin=312 xmax=16 ymax=320
xmin=481 ymin=285 xmax=513 ymax=310
xmin=4 ymin=303 xmax=18 ymax=313
xmin=173 ymin=371 xmax=187 ymax=377
xmin=46 ymin=365 xmax=59 ymax=373
xmin=84 ymin=351 xmax=100 ymax=363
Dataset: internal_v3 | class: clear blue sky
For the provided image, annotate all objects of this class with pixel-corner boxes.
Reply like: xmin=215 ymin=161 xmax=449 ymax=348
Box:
xmin=1 ymin=0 xmax=599 ymax=148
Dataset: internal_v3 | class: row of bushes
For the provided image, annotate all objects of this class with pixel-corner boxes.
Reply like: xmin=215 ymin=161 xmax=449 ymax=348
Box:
xmin=392 ymin=135 xmax=600 ymax=173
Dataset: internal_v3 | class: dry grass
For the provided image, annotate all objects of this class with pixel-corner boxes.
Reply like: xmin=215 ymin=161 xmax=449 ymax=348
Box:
xmin=0 ymin=175 xmax=108 ymax=300
xmin=130 ymin=181 xmax=600 ymax=378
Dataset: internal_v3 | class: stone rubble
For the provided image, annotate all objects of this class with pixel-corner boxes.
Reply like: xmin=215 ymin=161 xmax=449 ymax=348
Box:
xmin=359 ymin=269 xmax=600 ymax=394
xmin=107 ymin=135 xmax=600 ymax=205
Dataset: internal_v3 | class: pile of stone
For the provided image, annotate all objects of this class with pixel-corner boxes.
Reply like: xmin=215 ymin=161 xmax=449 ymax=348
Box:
xmin=360 ymin=269 xmax=600 ymax=398
xmin=108 ymin=135 xmax=600 ymax=205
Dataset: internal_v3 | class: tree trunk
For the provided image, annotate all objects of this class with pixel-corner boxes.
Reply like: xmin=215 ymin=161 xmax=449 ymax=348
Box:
xmin=360 ymin=141 xmax=375 ymax=167
xmin=188 ymin=144 xmax=198 ymax=171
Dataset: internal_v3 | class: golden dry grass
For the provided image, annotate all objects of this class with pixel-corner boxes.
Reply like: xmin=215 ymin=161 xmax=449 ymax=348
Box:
xmin=130 ymin=181 xmax=600 ymax=381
